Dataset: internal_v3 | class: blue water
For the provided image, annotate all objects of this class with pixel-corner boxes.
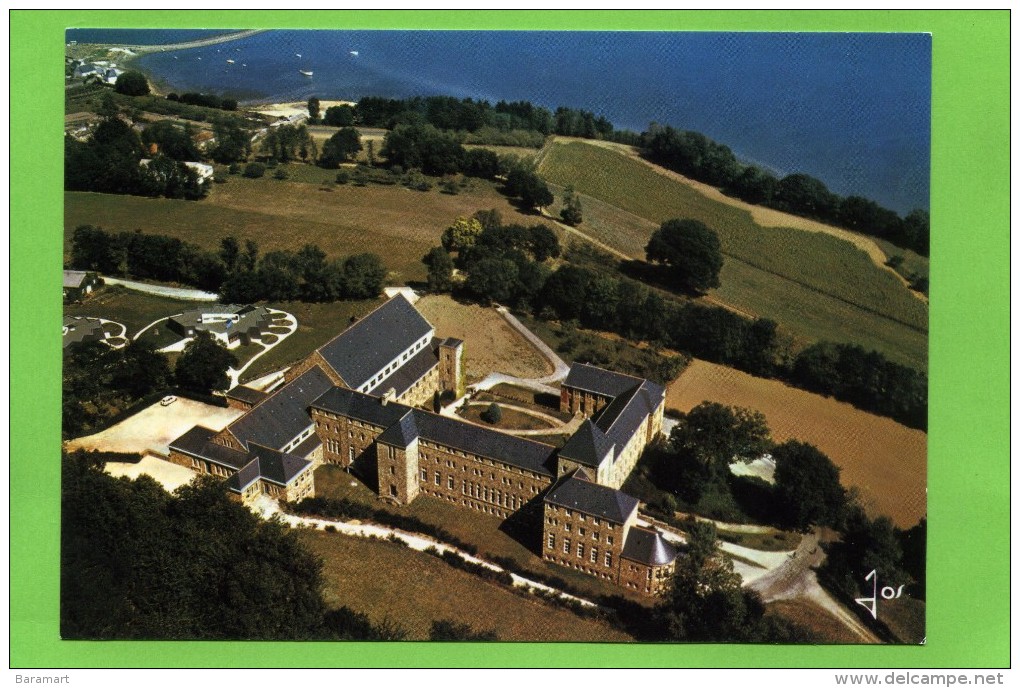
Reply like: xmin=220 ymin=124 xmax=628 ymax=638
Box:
xmin=68 ymin=29 xmax=930 ymax=214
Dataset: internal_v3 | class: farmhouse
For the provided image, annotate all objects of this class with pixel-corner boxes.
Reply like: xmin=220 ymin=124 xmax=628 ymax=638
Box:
xmin=63 ymin=270 xmax=99 ymax=302
xmin=167 ymin=304 xmax=272 ymax=348
xmin=167 ymin=294 xmax=676 ymax=593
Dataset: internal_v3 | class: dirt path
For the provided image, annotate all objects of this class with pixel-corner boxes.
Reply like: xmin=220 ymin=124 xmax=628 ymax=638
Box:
xmin=572 ymin=138 xmax=927 ymax=305
xmin=110 ymin=29 xmax=267 ymax=54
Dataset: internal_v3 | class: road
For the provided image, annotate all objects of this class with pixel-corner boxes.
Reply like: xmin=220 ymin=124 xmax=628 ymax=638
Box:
xmin=104 ymin=29 xmax=267 ymax=54
xmin=103 ymin=276 xmax=219 ymax=301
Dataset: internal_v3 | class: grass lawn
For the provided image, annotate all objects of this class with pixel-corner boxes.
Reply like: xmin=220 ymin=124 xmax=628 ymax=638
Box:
xmin=538 ymin=141 xmax=928 ymax=371
xmin=313 ymin=465 xmax=650 ymax=604
xmin=415 ymin=294 xmax=552 ymax=383
xmin=716 ymin=529 xmax=802 ymax=552
xmin=667 ymin=359 xmax=927 ymax=529
xmin=298 ymin=530 xmax=633 ymax=641
xmin=63 ymin=286 xmax=196 ymax=338
xmin=238 ymin=298 xmax=381 ymax=383
xmin=767 ymin=599 xmax=864 ymax=644
xmin=457 ymin=404 xmax=558 ymax=431
xmin=66 ymin=173 xmax=545 ymax=287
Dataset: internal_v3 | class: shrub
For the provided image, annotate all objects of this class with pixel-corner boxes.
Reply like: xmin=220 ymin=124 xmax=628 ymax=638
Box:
xmin=228 ymin=162 xmax=241 ymax=175
xmin=336 ymin=170 xmax=350 ymax=184
xmin=243 ymin=162 xmax=266 ymax=179
xmin=480 ymin=402 xmax=502 ymax=424
xmin=273 ymin=168 xmax=289 ymax=180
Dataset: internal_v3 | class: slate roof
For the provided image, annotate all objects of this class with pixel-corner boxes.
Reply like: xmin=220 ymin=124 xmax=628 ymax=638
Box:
xmin=311 ymin=386 xmax=557 ymax=476
xmin=289 ymin=433 xmax=322 ymax=460
xmin=169 ymin=425 xmax=251 ymax=471
xmin=377 ymin=411 xmax=419 ymax=448
xmin=558 ymin=419 xmax=615 ymax=468
xmin=563 ymin=362 xmax=645 ymax=398
xmin=621 ymin=527 xmax=679 ymax=567
xmin=63 ymin=270 xmax=92 ymax=289
xmin=246 ymin=443 xmax=313 ymax=485
xmin=224 ymin=385 xmax=269 ymax=406
xmin=316 ymin=295 xmax=434 ymax=390
xmin=226 ymin=366 xmax=333 ymax=451
xmin=544 ymin=471 xmax=639 ymax=523
xmin=62 ymin=316 xmax=105 ymax=348
xmin=373 ymin=339 xmax=440 ymax=398
xmin=310 ymin=386 xmax=410 ymax=429
xmin=593 ymin=379 xmax=665 ymax=451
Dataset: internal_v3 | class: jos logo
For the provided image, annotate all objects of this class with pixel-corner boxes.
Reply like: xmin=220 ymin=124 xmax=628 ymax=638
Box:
xmin=854 ymin=569 xmax=905 ymax=620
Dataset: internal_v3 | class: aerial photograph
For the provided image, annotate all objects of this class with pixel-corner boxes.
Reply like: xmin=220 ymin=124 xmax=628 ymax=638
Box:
xmin=60 ymin=28 xmax=929 ymax=644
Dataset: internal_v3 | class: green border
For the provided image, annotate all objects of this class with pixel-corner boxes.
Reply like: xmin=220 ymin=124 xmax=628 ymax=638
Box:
xmin=12 ymin=9 xmax=1009 ymax=668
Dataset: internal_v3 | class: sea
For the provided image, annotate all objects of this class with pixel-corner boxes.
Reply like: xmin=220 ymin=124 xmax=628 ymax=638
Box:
xmin=67 ymin=29 xmax=931 ymax=215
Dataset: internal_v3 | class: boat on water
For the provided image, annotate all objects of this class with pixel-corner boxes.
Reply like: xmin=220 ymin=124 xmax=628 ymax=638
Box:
xmin=226 ymin=59 xmax=235 ymax=64
xmin=295 ymin=53 xmax=302 ymax=58
xmin=299 ymin=69 xmax=313 ymax=76
xmin=350 ymin=50 xmax=359 ymax=56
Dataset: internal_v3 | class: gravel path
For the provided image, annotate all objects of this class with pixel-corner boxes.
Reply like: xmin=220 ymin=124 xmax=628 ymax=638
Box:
xmin=103 ymin=276 xmax=219 ymax=301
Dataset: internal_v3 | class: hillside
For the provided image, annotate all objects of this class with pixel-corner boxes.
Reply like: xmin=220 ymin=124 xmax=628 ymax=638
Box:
xmin=538 ymin=140 xmax=928 ymax=371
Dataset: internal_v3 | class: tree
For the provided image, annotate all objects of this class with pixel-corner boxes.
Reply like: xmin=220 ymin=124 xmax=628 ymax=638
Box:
xmin=70 ymin=224 xmax=123 ymax=274
xmin=772 ymin=440 xmax=846 ymax=530
xmin=111 ymin=341 xmax=172 ymax=398
xmin=174 ymin=331 xmax=238 ymax=394
xmin=211 ymin=120 xmax=251 ymax=164
xmin=141 ymin=120 xmax=201 ymax=161
xmin=341 ymin=253 xmax=386 ymax=299
xmin=422 ymin=247 xmax=454 ymax=293
xmin=645 ymin=218 xmax=723 ymax=293
xmin=243 ymin=162 xmax=266 ymax=178
xmin=307 ymin=97 xmax=321 ymax=123
xmin=481 ymin=402 xmax=502 ymax=424
xmin=441 ymin=216 xmax=484 ymax=253
xmin=61 ymin=452 xmax=331 ymax=640
xmin=560 ymin=186 xmax=583 ymax=226
xmin=323 ymin=104 xmax=355 ymax=127
xmin=669 ymin=402 xmax=772 ymax=478
xmin=319 ymin=128 xmax=362 ymax=168
xmin=528 ymin=224 xmax=560 ymax=262
xmin=115 ymin=70 xmax=150 ymax=96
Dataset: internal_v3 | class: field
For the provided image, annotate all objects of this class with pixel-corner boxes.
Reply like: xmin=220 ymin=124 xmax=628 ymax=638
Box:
xmin=666 ymin=359 xmax=927 ymax=528
xmin=298 ymin=530 xmax=633 ymax=641
xmin=415 ymin=294 xmax=552 ymax=382
xmin=538 ymin=140 xmax=928 ymax=371
xmin=65 ymin=170 xmax=545 ymax=285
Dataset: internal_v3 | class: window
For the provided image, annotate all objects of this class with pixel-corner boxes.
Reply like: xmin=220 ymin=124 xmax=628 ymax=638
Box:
xmin=564 ymin=523 xmax=571 ymax=533
xmin=591 ymin=547 xmax=598 ymax=563
xmin=594 ymin=518 xmax=601 ymax=526
xmin=579 ymin=528 xmax=586 ymax=537
xmin=565 ymin=509 xmax=572 ymax=517
xmin=563 ymin=538 xmax=571 ymax=554
xmin=547 ymin=534 xmax=555 ymax=550
xmin=389 ymin=466 xmax=395 ymax=475
xmin=605 ymin=553 xmax=612 ymax=568
xmin=579 ymin=514 xmax=585 ymax=522
xmin=607 ymin=535 xmax=614 ymax=546
xmin=448 ymin=476 xmax=455 ymax=489
xmin=647 ymin=569 xmax=653 ymax=581
xmin=435 ymin=472 xmax=441 ymax=485
xmin=577 ymin=543 xmax=584 ymax=558
xmin=421 ymin=469 xmax=428 ymax=481
xmin=592 ymin=532 xmax=599 ymax=541
xmin=389 ymin=485 xmax=397 ymax=497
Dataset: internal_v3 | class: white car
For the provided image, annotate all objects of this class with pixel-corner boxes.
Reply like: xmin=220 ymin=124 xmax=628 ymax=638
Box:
xmin=160 ymin=395 xmax=178 ymax=407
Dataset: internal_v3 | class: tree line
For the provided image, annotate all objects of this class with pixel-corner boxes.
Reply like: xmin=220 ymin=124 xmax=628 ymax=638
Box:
xmin=69 ymin=225 xmax=387 ymax=304
xmin=65 ymin=116 xmax=208 ymax=200
xmin=426 ymin=212 xmax=926 ymax=430
xmin=61 ymin=451 xmax=408 ymax=640
xmin=643 ymin=124 xmax=930 ymax=256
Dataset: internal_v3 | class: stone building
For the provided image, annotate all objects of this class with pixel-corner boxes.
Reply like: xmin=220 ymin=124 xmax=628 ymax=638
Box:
xmin=166 ymin=294 xmax=677 ymax=594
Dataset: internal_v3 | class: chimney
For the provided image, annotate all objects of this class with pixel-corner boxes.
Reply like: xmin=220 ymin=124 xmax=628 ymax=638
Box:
xmin=381 ymin=388 xmax=397 ymax=406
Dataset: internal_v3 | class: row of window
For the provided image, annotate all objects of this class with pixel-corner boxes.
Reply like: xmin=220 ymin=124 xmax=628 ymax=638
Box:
xmin=548 ymin=535 xmax=613 ymax=568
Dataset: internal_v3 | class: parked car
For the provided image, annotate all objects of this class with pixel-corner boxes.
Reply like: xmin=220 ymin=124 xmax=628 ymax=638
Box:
xmin=160 ymin=395 xmax=178 ymax=407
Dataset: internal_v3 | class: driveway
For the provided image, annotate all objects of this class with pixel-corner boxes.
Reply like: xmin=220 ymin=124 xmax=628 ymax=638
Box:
xmin=66 ymin=397 xmax=244 ymax=456
xmin=102 ymin=276 xmax=219 ymax=302
xmin=105 ymin=455 xmax=196 ymax=492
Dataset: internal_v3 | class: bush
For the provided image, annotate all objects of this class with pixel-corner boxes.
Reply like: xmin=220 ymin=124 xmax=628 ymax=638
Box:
xmin=213 ymin=174 xmax=227 ymax=184
xmin=228 ymin=162 xmax=241 ymax=175
xmin=335 ymin=170 xmax=350 ymax=184
xmin=243 ymin=162 xmax=266 ymax=179
xmin=274 ymin=168 xmax=289 ymax=180
xmin=480 ymin=402 xmax=502 ymax=424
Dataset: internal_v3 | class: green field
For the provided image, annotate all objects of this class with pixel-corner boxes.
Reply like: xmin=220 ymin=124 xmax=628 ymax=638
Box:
xmin=538 ymin=141 xmax=928 ymax=370
xmin=65 ymin=171 xmax=542 ymax=286
xmin=299 ymin=530 xmax=632 ymax=642
xmin=63 ymin=285 xmax=195 ymax=337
